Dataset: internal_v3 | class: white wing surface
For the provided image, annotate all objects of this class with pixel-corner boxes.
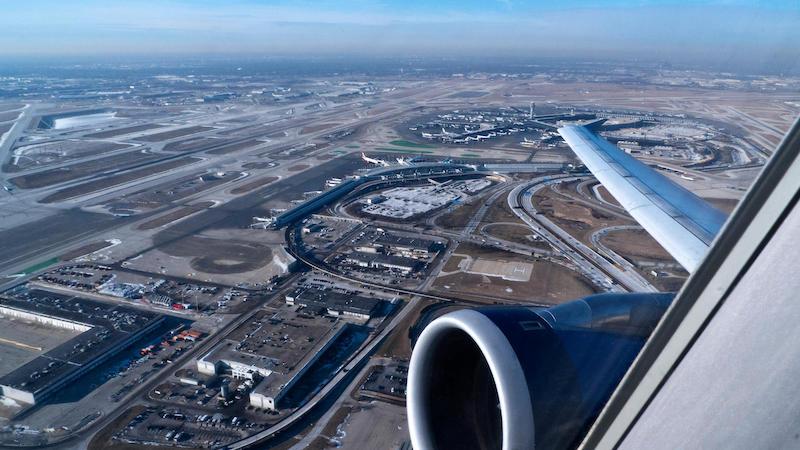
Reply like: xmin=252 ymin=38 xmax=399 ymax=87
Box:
xmin=559 ymin=125 xmax=726 ymax=272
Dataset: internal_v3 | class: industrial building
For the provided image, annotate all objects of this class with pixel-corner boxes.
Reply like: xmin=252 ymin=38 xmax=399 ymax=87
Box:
xmin=369 ymin=235 xmax=442 ymax=259
xmin=0 ymin=290 xmax=164 ymax=405
xmin=195 ymin=309 xmax=345 ymax=411
xmin=345 ymin=252 xmax=421 ymax=274
xmin=285 ymin=287 xmax=384 ymax=321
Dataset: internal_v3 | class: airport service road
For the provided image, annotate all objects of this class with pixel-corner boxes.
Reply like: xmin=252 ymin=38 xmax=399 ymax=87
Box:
xmin=419 ymin=232 xmax=459 ymax=293
xmin=588 ymin=180 xmax=627 ymax=212
xmin=462 ymin=181 xmax=516 ymax=237
xmin=475 ymin=222 xmax=556 ymax=258
xmin=227 ymin=295 xmax=423 ymax=449
xmin=372 ymin=218 xmax=543 ymax=259
xmin=511 ymin=178 xmax=658 ymax=293
xmin=289 ymin=356 xmax=390 ymax=450
xmin=573 ymin=178 xmax=628 ymax=216
xmin=287 ymin=227 xmax=462 ymax=305
xmin=423 ymin=181 xmax=510 ymax=230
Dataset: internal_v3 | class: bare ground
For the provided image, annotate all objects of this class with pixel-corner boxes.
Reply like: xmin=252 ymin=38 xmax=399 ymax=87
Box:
xmin=432 ymin=243 xmax=596 ymax=305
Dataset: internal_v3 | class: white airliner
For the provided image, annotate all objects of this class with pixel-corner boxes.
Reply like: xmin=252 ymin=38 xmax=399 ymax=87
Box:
xmin=407 ymin=118 xmax=800 ymax=450
xmin=361 ymin=152 xmax=391 ymax=167
xmin=362 ymin=152 xmax=411 ymax=167
xmin=441 ymin=127 xmax=459 ymax=137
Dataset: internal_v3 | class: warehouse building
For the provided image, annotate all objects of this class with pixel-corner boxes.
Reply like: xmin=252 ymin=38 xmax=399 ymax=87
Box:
xmin=0 ymin=291 xmax=164 ymax=405
xmin=194 ymin=309 xmax=345 ymax=411
xmin=344 ymin=251 xmax=422 ymax=274
xmin=285 ymin=287 xmax=383 ymax=321
xmin=354 ymin=235 xmax=441 ymax=259
xmin=372 ymin=235 xmax=442 ymax=258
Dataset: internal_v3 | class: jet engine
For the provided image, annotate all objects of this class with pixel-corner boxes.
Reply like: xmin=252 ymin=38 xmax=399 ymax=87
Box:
xmin=407 ymin=292 xmax=673 ymax=450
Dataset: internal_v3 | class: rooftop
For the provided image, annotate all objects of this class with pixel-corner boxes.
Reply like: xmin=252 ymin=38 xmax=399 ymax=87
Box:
xmin=373 ymin=234 xmax=439 ymax=251
xmin=288 ymin=287 xmax=384 ymax=316
xmin=346 ymin=251 xmax=422 ymax=269
xmin=203 ymin=309 xmax=342 ymax=376
xmin=0 ymin=289 xmax=163 ymax=395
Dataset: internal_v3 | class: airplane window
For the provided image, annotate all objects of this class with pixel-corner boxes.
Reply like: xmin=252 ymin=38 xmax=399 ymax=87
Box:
xmin=0 ymin=2 xmax=796 ymax=449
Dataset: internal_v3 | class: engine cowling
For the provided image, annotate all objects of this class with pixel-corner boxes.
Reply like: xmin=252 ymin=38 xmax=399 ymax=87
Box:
xmin=407 ymin=292 xmax=673 ymax=450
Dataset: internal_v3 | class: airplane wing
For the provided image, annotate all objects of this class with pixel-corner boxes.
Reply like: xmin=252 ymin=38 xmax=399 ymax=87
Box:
xmin=558 ymin=125 xmax=726 ymax=272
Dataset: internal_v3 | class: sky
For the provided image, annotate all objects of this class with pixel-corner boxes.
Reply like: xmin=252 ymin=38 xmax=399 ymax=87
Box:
xmin=1 ymin=1 xmax=798 ymax=70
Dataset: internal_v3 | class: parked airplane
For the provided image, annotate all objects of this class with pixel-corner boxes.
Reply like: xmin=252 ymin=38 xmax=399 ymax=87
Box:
xmin=441 ymin=127 xmax=460 ymax=138
xmin=362 ymin=152 xmax=412 ymax=167
xmin=361 ymin=152 xmax=391 ymax=167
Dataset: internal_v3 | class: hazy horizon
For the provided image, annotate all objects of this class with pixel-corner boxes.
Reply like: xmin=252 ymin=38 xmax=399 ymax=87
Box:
xmin=1 ymin=1 xmax=798 ymax=74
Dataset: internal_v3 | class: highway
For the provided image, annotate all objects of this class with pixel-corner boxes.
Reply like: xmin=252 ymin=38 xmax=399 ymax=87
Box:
xmin=590 ymin=224 xmax=652 ymax=278
xmin=588 ymin=180 xmax=626 ymax=212
xmin=521 ymin=181 xmax=657 ymax=292
xmin=509 ymin=177 xmax=658 ymax=293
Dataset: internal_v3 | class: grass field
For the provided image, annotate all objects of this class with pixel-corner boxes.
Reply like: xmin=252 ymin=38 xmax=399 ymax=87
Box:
xmin=20 ymin=257 xmax=59 ymax=275
xmin=60 ymin=240 xmax=114 ymax=260
xmin=483 ymin=223 xmax=551 ymax=250
xmin=441 ymin=254 xmax=466 ymax=272
xmin=378 ymin=300 xmax=427 ymax=359
xmin=137 ymin=203 xmax=213 ymax=230
xmin=435 ymin=200 xmax=483 ymax=232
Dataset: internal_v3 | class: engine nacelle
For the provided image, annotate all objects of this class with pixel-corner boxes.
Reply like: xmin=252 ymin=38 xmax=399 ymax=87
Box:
xmin=407 ymin=293 xmax=673 ymax=450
